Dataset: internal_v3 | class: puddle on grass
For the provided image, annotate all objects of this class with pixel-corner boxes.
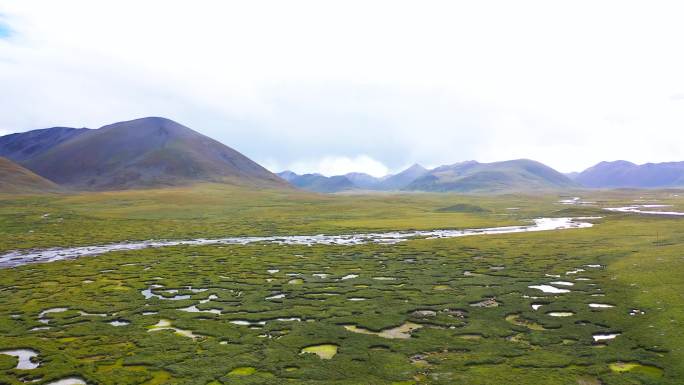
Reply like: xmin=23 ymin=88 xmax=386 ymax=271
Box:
xmin=266 ymin=293 xmax=286 ymax=300
xmin=141 ymin=287 xmax=190 ymax=301
xmin=347 ymin=297 xmax=368 ymax=301
xmin=531 ymin=303 xmax=544 ymax=311
xmin=549 ymin=281 xmax=574 ymax=286
xmin=0 ymin=217 xmax=599 ymax=268
xmin=179 ymin=294 xmax=221 ymax=315
xmin=343 ymin=322 xmax=422 ymax=339
xmin=78 ymin=311 xmax=107 ymax=317
xmin=230 ymin=320 xmax=267 ymax=327
xmin=341 ymin=274 xmax=358 ymax=280
xmin=0 ymin=349 xmax=39 ymax=369
xmin=109 ymin=320 xmax=130 ymax=326
xmin=300 ymin=344 xmax=338 ymax=359
xmin=38 ymin=308 xmax=69 ymax=323
xmin=373 ymin=276 xmax=396 ymax=281
xmin=589 ymin=303 xmax=614 ymax=309
xmin=528 ymin=285 xmax=570 ymax=294
xmin=592 ymin=332 xmax=620 ymax=342
xmin=609 ymin=362 xmax=663 ymax=376
xmin=44 ymin=378 xmax=87 ymax=385
xmin=547 ymin=311 xmax=575 ymax=317
xmin=148 ymin=319 xmax=202 ymax=339
xmin=230 ymin=318 xmax=300 ymax=328
xmin=463 ymin=270 xmax=483 ymax=277
xmin=178 ymin=304 xmax=221 ymax=315
xmin=287 ymin=279 xmax=303 ymax=285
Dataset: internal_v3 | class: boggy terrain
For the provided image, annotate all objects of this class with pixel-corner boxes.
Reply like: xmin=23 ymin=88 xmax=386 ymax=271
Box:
xmin=0 ymin=186 xmax=683 ymax=384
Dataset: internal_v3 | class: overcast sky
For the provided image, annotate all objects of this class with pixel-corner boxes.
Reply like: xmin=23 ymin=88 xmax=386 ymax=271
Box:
xmin=1 ymin=1 xmax=683 ymax=176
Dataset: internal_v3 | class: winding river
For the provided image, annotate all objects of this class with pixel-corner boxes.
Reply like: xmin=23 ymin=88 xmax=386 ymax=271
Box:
xmin=0 ymin=217 xmax=598 ymax=268
xmin=604 ymin=204 xmax=684 ymax=216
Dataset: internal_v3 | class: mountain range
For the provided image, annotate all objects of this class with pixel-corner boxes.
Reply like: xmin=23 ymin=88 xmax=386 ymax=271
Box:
xmin=276 ymin=163 xmax=431 ymax=193
xmin=0 ymin=117 xmax=287 ymax=191
xmin=277 ymin=172 xmax=356 ymax=193
xmin=279 ymin=161 xmax=684 ymax=193
xmin=280 ymin=159 xmax=577 ymax=193
xmin=1 ymin=116 xmax=683 ymax=193
xmin=405 ymin=159 xmax=575 ymax=192
xmin=573 ymin=160 xmax=684 ymax=188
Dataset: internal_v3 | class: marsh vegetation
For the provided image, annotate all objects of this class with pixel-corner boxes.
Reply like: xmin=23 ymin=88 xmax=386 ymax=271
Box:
xmin=0 ymin=186 xmax=682 ymax=384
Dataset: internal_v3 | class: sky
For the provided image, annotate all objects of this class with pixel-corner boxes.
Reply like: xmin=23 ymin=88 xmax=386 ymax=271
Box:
xmin=1 ymin=1 xmax=683 ymax=176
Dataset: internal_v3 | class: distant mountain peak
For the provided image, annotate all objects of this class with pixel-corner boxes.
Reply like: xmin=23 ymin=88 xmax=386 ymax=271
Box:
xmin=405 ymin=163 xmax=427 ymax=171
xmin=344 ymin=171 xmax=376 ymax=177
xmin=376 ymin=163 xmax=430 ymax=190
xmin=277 ymin=170 xmax=299 ymax=182
xmin=284 ymin=173 xmax=355 ymax=193
xmin=594 ymin=160 xmax=637 ymax=168
xmin=342 ymin=172 xmax=382 ymax=190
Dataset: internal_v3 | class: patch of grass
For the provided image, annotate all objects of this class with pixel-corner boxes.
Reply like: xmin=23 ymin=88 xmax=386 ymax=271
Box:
xmin=436 ymin=203 xmax=489 ymax=213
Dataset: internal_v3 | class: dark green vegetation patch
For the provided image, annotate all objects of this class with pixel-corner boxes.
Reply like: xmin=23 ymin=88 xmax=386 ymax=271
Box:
xmin=436 ymin=203 xmax=489 ymax=213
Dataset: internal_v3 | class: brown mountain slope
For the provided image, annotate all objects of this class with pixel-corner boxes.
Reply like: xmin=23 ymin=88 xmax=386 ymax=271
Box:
xmin=23 ymin=117 xmax=289 ymax=190
xmin=0 ymin=157 xmax=60 ymax=193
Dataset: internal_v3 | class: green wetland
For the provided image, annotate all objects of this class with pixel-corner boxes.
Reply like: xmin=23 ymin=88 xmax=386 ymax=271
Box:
xmin=1 ymin=185 xmax=683 ymax=384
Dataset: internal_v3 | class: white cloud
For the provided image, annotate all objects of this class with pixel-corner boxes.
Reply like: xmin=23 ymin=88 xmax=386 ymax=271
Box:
xmin=287 ymin=155 xmax=389 ymax=177
xmin=1 ymin=1 xmax=684 ymax=173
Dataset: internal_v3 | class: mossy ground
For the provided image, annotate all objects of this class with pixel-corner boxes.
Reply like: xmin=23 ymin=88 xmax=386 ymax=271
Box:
xmin=0 ymin=185 xmax=682 ymax=384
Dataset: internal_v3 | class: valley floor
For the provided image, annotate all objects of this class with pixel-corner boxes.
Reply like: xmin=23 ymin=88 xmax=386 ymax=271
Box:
xmin=0 ymin=185 xmax=683 ymax=385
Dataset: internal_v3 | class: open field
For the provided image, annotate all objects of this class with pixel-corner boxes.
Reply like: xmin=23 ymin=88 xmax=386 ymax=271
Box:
xmin=1 ymin=186 xmax=683 ymax=384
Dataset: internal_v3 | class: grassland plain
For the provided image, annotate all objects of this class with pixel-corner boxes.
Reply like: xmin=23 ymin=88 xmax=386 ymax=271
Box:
xmin=0 ymin=185 xmax=682 ymax=384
